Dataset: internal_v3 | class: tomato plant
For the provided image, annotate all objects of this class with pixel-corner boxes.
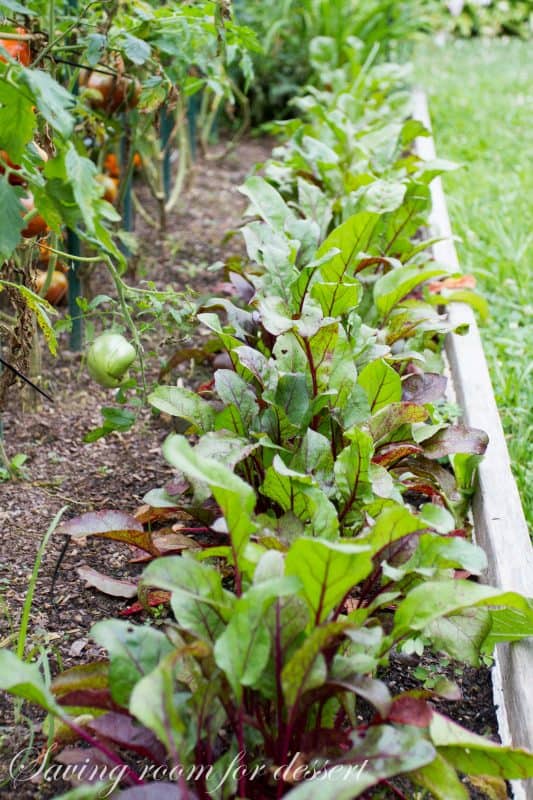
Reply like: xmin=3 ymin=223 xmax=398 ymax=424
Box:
xmin=1 ymin=33 xmax=530 ymax=800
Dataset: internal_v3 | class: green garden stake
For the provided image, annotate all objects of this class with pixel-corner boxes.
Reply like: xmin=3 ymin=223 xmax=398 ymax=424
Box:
xmin=160 ymin=106 xmax=173 ymax=199
xmin=120 ymin=133 xmax=133 ymax=234
xmin=187 ymin=92 xmax=201 ymax=161
xmin=67 ymin=229 xmax=83 ymax=351
xmin=66 ymin=0 xmax=83 ymax=351
xmin=119 ymin=126 xmax=134 ymax=258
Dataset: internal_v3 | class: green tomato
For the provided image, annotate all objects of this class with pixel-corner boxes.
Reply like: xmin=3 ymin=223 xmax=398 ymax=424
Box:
xmin=87 ymin=332 xmax=136 ymax=388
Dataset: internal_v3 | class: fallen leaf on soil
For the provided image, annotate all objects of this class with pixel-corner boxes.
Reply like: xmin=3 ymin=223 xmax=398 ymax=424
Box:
xmin=68 ymin=638 xmax=89 ymax=657
xmin=77 ymin=566 xmax=138 ymax=598
xmin=59 ymin=509 xmax=160 ymax=556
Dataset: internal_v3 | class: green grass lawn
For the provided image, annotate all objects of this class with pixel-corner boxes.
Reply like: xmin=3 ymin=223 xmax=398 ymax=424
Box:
xmin=414 ymin=37 xmax=532 ymax=527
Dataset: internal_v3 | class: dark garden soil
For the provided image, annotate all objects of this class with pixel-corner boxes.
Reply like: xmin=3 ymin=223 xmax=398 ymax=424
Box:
xmin=0 ymin=137 xmax=502 ymax=799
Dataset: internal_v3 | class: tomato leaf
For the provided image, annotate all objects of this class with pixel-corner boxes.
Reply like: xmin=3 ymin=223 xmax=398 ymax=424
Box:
xmin=0 ymin=179 xmax=24 ymax=260
xmin=20 ymin=68 xmax=75 ymax=136
xmin=0 ymin=79 xmax=36 ymax=160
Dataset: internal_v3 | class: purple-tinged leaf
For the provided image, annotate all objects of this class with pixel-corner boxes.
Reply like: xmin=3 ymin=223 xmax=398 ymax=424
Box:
xmin=116 ymin=785 xmax=197 ymax=800
xmin=77 ymin=567 xmax=138 ymax=598
xmin=57 ymin=688 xmax=124 ymax=712
xmin=52 ymin=662 xmax=109 ymax=698
xmin=372 ymin=441 xmax=423 ymax=468
xmin=402 ymin=373 xmax=447 ymax=404
xmin=297 ymin=728 xmax=352 ymax=755
xmin=394 ymin=455 xmax=460 ymax=502
xmin=368 ymin=402 xmax=429 ymax=444
xmin=284 ymin=724 xmax=435 ymax=799
xmin=59 ymin=510 xmax=142 ymax=536
xmin=378 ymin=532 xmax=422 ymax=567
xmin=55 ymin=746 xmax=118 ymax=782
xmin=59 ymin=510 xmax=160 ymax=556
xmin=423 ymin=423 xmax=489 ymax=459
xmin=86 ymin=712 xmax=166 ymax=764
xmin=387 ymin=695 xmax=433 ymax=727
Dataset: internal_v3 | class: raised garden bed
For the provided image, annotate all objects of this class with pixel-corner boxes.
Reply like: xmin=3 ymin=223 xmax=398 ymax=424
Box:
xmin=414 ymin=89 xmax=533 ymax=800
xmin=2 ymin=34 xmax=533 ymax=799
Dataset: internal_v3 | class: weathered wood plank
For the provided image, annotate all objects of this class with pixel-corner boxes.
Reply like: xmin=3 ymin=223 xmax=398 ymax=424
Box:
xmin=413 ymin=89 xmax=533 ymax=800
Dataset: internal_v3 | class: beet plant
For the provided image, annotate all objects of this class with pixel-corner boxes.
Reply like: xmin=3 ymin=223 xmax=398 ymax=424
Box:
xmin=1 ymin=36 xmax=533 ymax=800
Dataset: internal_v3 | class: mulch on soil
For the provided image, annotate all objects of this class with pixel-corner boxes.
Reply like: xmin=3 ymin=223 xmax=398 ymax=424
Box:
xmin=0 ymin=137 xmax=502 ymax=799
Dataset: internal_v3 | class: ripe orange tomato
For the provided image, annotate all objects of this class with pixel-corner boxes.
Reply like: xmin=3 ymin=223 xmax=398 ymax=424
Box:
xmin=38 ymin=238 xmax=51 ymax=264
xmin=20 ymin=194 xmax=48 ymax=238
xmin=0 ymin=142 xmax=47 ymax=185
xmin=96 ymin=173 xmax=119 ymax=204
xmin=0 ymin=28 xmax=31 ymax=66
xmin=133 ymin=152 xmax=142 ymax=170
xmin=34 ymin=270 xmax=68 ymax=304
xmin=103 ymin=152 xmax=120 ymax=178
xmin=0 ymin=150 xmax=24 ymax=185
xmin=80 ymin=64 xmax=140 ymax=113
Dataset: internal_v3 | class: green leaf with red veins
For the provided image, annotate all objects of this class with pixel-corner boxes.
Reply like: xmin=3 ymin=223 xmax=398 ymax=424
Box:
xmin=214 ymin=577 xmax=298 ymax=701
xmin=334 ymin=429 xmax=374 ymax=512
xmin=261 ymin=456 xmax=339 ymax=539
xmin=358 ymin=358 xmax=402 ymax=413
xmin=363 ymin=179 xmax=406 ymax=214
xmin=128 ymin=654 xmax=190 ymax=753
xmin=282 ymin=620 xmax=351 ymax=708
xmin=316 ymin=211 xmax=380 ymax=283
xmin=91 ymin=619 xmax=175 ymax=706
xmin=285 ymin=538 xmax=372 ymax=624
xmin=290 ymin=429 xmax=334 ymax=492
xmin=311 ymin=278 xmax=362 ymax=317
xmin=272 ymin=373 xmax=312 ymax=426
xmin=427 ymin=607 xmax=492 ymax=666
xmin=393 ymin=580 xmax=533 ymax=640
xmin=162 ymin=435 xmax=257 ymax=569
xmin=409 ymin=753 xmax=469 ymax=800
xmin=430 ymin=712 xmax=533 ymax=779
xmin=239 ymin=175 xmax=296 ymax=232
xmin=373 ymin=263 xmax=450 ymax=317
xmin=284 ymin=725 xmax=435 ymax=800
xmin=141 ymin=556 xmax=233 ymax=642
xmin=149 ymin=385 xmax=215 ymax=434
xmin=214 ymin=369 xmax=259 ymax=430
xmin=308 ymin=321 xmax=339 ymax=388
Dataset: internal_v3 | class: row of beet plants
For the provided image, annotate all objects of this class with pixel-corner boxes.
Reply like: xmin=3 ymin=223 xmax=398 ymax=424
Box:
xmin=2 ymin=39 xmax=533 ymax=800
